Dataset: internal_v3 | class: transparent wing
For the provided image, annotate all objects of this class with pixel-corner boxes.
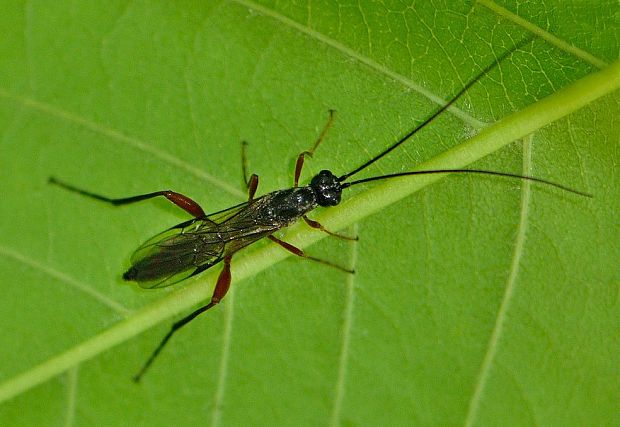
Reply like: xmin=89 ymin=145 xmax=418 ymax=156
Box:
xmin=204 ymin=197 xmax=261 ymax=223
xmin=125 ymin=197 xmax=275 ymax=289
xmin=125 ymin=218 xmax=225 ymax=289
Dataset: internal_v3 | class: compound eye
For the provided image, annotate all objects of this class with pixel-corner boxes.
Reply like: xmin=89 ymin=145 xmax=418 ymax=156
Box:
xmin=322 ymin=191 xmax=340 ymax=206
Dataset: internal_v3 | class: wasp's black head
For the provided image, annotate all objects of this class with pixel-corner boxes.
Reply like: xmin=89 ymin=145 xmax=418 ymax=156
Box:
xmin=310 ymin=170 xmax=342 ymax=207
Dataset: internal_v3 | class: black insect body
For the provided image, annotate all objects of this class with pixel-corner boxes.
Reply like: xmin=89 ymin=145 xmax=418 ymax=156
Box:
xmin=119 ymin=172 xmax=343 ymax=288
xmin=48 ymin=38 xmax=589 ymax=381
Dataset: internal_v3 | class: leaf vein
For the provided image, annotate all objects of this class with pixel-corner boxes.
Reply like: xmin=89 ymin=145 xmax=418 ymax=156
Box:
xmin=477 ymin=0 xmax=608 ymax=69
xmin=0 ymin=88 xmax=246 ymax=199
xmin=211 ymin=287 xmax=235 ymax=427
xmin=330 ymin=224 xmax=359 ymax=426
xmin=463 ymin=135 xmax=534 ymax=426
xmin=0 ymin=245 xmax=131 ymax=316
xmin=230 ymin=0 xmax=485 ymax=129
xmin=64 ymin=366 xmax=78 ymax=427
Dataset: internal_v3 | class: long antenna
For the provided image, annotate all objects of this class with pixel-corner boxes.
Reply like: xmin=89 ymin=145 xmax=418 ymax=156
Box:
xmin=340 ymin=169 xmax=592 ymax=198
xmin=338 ymin=36 xmax=535 ymax=182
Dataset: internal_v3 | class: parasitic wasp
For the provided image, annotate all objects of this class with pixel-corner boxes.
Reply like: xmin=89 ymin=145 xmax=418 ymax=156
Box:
xmin=49 ymin=37 xmax=591 ymax=382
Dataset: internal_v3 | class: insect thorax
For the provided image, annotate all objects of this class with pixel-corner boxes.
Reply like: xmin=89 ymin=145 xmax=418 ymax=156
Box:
xmin=258 ymin=187 xmax=318 ymax=225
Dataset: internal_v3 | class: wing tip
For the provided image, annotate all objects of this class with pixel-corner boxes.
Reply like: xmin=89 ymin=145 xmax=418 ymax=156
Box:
xmin=123 ymin=267 xmax=137 ymax=281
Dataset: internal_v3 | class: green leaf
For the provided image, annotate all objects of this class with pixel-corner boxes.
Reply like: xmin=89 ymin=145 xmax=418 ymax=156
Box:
xmin=1 ymin=1 xmax=618 ymax=425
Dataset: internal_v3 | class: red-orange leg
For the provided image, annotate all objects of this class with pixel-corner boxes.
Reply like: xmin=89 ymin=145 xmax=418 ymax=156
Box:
xmin=49 ymin=177 xmax=206 ymax=218
xmin=133 ymin=256 xmax=233 ymax=382
xmin=268 ymin=235 xmax=354 ymax=274
xmin=294 ymin=110 xmax=336 ymax=187
xmin=241 ymin=141 xmax=259 ymax=200
xmin=302 ymin=216 xmax=358 ymax=240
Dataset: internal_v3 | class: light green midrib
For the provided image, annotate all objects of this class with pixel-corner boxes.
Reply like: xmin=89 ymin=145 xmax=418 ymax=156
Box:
xmin=0 ymin=59 xmax=618 ymax=404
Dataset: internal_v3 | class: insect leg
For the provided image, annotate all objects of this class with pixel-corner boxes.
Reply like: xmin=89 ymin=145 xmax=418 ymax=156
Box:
xmin=241 ymin=141 xmax=259 ymax=200
xmin=49 ymin=177 xmax=206 ymax=218
xmin=294 ymin=109 xmax=336 ymax=187
xmin=302 ymin=216 xmax=358 ymax=240
xmin=133 ymin=256 xmax=233 ymax=382
xmin=268 ymin=235 xmax=354 ymax=274
xmin=247 ymin=174 xmax=259 ymax=201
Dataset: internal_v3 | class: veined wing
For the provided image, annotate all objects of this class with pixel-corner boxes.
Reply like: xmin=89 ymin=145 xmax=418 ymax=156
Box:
xmin=199 ymin=194 xmax=287 ymax=242
xmin=202 ymin=194 xmax=289 ymax=255
xmin=204 ymin=196 xmax=272 ymax=226
xmin=126 ymin=196 xmax=278 ymax=289
xmin=124 ymin=217 xmax=225 ymax=289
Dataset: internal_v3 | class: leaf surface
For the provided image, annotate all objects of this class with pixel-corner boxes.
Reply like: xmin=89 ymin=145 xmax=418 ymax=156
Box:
xmin=0 ymin=1 xmax=618 ymax=425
